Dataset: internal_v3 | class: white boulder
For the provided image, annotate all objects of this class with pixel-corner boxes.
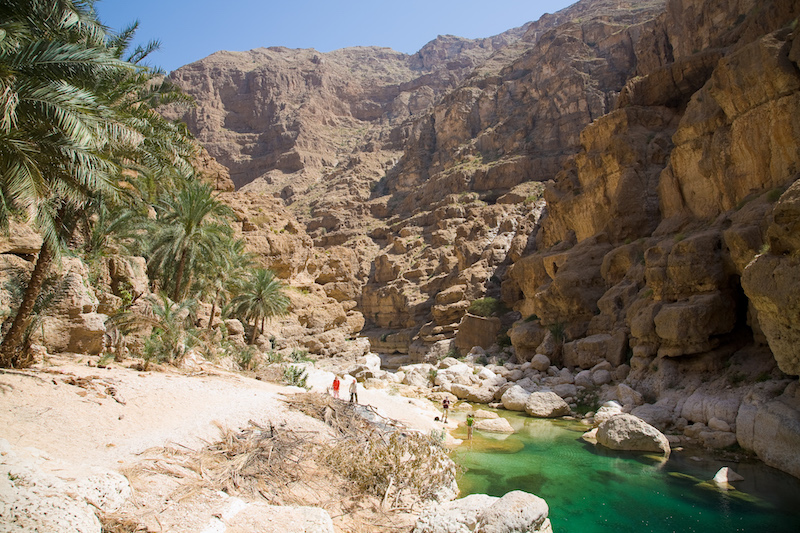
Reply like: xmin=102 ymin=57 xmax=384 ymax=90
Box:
xmin=596 ymin=413 xmax=671 ymax=455
xmin=501 ymin=386 xmax=531 ymax=412
xmin=713 ymin=467 xmax=744 ymax=484
xmin=475 ymin=490 xmax=551 ymax=533
xmin=594 ymin=401 xmax=623 ymax=426
xmin=413 ymin=493 xmax=499 ymax=533
xmin=524 ymin=392 xmax=570 ymax=418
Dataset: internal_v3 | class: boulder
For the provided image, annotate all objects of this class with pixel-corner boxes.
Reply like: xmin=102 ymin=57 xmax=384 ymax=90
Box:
xmin=680 ymin=391 xmax=742 ymax=428
xmin=713 ymin=467 xmax=744 ymax=484
xmin=225 ymin=318 xmax=245 ymax=336
xmin=474 ymin=418 xmax=515 ymax=434
xmin=575 ymin=370 xmax=593 ymax=388
xmin=552 ymin=384 xmax=577 ymax=400
xmin=477 ymin=367 xmax=497 ymax=381
xmin=615 ymin=384 xmax=644 ymax=409
xmin=592 ymin=369 xmax=612 ymax=386
xmin=438 ymin=357 xmax=461 ymax=369
xmin=38 ymin=312 xmax=107 ymax=355
xmin=403 ymin=365 xmax=434 ymax=388
xmin=594 ymin=401 xmax=624 ymax=426
xmin=631 ymin=402 xmax=676 ymax=431
xmin=464 ymin=386 xmax=498 ymax=405
xmin=524 ymin=392 xmax=571 ymax=418
xmin=563 ymin=331 xmax=627 ymax=368
xmin=515 ymin=376 xmax=539 ymax=392
xmin=455 ymin=314 xmax=502 ymax=355
xmin=501 ymin=386 xmax=531 ymax=412
xmin=413 ymin=493 xmax=499 ymax=533
xmin=596 ymin=413 xmax=671 ymax=454
xmin=475 ymin=490 xmax=551 ymax=533
xmin=699 ymin=430 xmax=738 ymax=449
xmin=0 ymin=221 xmax=42 ymax=255
xmin=450 ymin=383 xmax=498 ymax=404
xmin=530 ymin=353 xmax=551 ymax=372
xmin=708 ymin=417 xmax=731 ymax=432
xmin=581 ymin=427 xmax=599 ymax=444
xmin=473 ymin=409 xmax=499 ymax=419
xmin=508 ymin=320 xmax=547 ymax=363
xmin=436 ymin=363 xmax=474 ymax=386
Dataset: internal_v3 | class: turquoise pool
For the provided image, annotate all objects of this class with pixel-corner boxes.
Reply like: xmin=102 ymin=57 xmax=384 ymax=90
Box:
xmin=450 ymin=411 xmax=800 ymax=533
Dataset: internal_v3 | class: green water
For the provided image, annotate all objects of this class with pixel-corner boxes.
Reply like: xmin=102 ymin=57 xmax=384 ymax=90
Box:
xmin=451 ymin=411 xmax=800 ymax=533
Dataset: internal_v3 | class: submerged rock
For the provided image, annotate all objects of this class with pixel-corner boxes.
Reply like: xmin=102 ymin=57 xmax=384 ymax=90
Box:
xmin=713 ymin=466 xmax=744 ymax=484
xmin=473 ymin=418 xmax=515 ymax=434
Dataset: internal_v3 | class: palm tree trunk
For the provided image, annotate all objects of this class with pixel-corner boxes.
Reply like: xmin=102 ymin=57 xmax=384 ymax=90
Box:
xmin=172 ymin=249 xmax=188 ymax=302
xmin=0 ymin=240 xmax=54 ymax=367
xmin=208 ymin=290 xmax=219 ymax=331
xmin=250 ymin=320 xmax=259 ymax=345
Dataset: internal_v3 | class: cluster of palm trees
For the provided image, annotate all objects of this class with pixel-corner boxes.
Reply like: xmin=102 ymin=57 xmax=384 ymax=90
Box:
xmin=0 ymin=0 xmax=288 ymax=367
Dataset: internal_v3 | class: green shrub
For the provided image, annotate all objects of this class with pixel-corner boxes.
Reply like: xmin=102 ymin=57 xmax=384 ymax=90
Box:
xmin=767 ymin=188 xmax=784 ymax=202
xmin=282 ymin=365 xmax=308 ymax=388
xmin=497 ymin=332 xmax=512 ymax=348
xmin=290 ymin=348 xmax=314 ymax=363
xmin=755 ymin=371 xmax=771 ymax=383
xmin=468 ymin=297 xmax=507 ymax=317
xmin=236 ymin=347 xmax=258 ymax=371
xmin=548 ymin=322 xmax=566 ymax=344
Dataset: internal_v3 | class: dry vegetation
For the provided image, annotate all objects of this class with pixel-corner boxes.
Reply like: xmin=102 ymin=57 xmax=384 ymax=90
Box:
xmin=115 ymin=394 xmax=456 ymax=532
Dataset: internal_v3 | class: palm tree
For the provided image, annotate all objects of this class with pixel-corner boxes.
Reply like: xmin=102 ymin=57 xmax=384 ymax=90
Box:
xmin=228 ymin=268 xmax=290 ymax=344
xmin=0 ymin=0 xmax=127 ymax=365
xmin=190 ymin=236 xmax=255 ymax=331
xmin=0 ymin=2 xmax=199 ymax=366
xmin=147 ymin=181 xmax=234 ymax=302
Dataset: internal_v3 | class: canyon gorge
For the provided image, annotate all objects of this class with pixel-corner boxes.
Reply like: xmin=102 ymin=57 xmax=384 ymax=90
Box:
xmin=3 ymin=0 xmax=800 ymax=484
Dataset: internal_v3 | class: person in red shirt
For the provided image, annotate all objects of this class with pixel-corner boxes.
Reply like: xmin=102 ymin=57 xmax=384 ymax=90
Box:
xmin=332 ymin=376 xmax=340 ymax=399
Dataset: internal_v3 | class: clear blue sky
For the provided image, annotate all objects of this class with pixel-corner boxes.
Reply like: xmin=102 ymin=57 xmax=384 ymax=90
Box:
xmin=95 ymin=0 xmax=576 ymax=72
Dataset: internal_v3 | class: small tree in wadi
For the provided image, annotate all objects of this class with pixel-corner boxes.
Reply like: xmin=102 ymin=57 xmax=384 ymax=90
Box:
xmin=110 ymin=292 xmax=197 ymax=369
xmin=228 ymin=268 xmax=290 ymax=344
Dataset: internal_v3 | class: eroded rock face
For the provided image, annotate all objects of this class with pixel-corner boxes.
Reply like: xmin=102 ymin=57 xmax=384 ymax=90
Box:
xmin=737 ymin=382 xmax=800 ymax=478
xmin=742 ymin=180 xmax=800 ymax=376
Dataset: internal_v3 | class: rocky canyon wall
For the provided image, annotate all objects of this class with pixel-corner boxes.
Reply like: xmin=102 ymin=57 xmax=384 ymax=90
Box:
xmin=170 ymin=0 xmax=800 ymax=475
